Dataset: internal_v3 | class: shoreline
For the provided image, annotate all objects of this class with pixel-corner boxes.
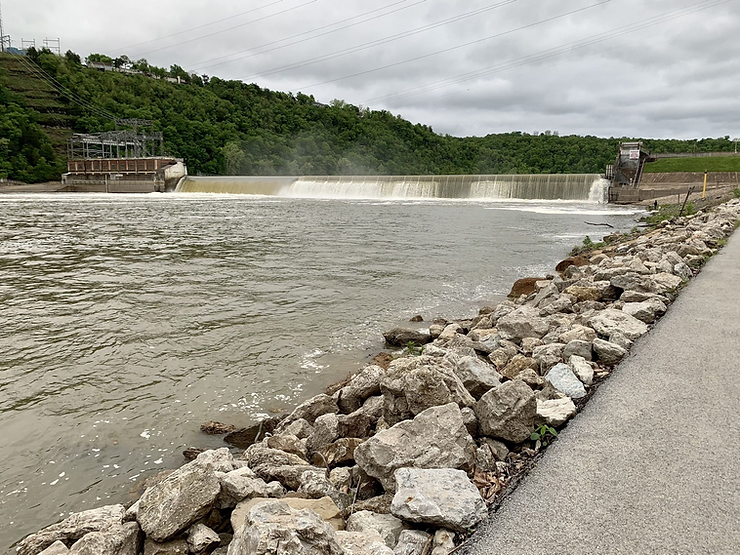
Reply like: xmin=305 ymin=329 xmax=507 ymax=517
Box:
xmin=14 ymin=195 xmax=740 ymax=555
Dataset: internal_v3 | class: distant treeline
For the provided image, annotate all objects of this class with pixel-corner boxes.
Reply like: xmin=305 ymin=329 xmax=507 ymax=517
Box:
xmin=1 ymin=47 xmax=738 ymax=183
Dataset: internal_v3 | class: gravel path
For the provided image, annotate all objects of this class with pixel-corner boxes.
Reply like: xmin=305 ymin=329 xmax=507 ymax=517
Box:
xmin=460 ymin=233 xmax=740 ymax=555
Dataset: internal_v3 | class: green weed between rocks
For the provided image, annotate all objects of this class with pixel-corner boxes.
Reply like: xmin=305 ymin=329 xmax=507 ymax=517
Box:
xmin=531 ymin=424 xmax=558 ymax=448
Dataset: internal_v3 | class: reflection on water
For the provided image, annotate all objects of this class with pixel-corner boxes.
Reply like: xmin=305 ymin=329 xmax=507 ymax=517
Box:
xmin=0 ymin=193 xmax=639 ymax=548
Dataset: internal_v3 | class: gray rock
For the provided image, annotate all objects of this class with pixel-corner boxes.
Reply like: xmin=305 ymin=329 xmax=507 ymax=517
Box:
xmin=383 ymin=328 xmax=432 ymax=347
xmin=339 ymin=396 xmax=384 ymax=439
xmin=242 ymin=444 xmax=311 ymax=474
xmin=563 ymin=339 xmax=592 ymax=361
xmin=346 ymin=511 xmax=405 ymax=549
xmin=536 ymin=397 xmax=576 ymax=427
xmin=281 ymin=418 xmax=315 ymax=439
xmin=137 ymin=460 xmax=221 ymax=542
xmin=338 ymin=365 xmax=386 ymax=414
xmin=69 ymin=522 xmax=141 ymax=555
xmin=609 ymin=330 xmax=634 ymax=351
xmin=38 ymin=541 xmax=70 ymax=555
xmin=381 ymin=356 xmax=475 ymax=426
xmin=532 ymin=343 xmax=565 ymax=374
xmin=431 ymin=530 xmax=456 ymax=555
xmin=514 ymin=368 xmax=546 ymax=389
xmin=16 ymin=504 xmax=126 ymax=555
xmin=142 ymin=539 xmax=189 ymax=555
xmin=475 ymin=380 xmax=537 ymax=443
xmin=461 ymin=407 xmax=478 ymax=436
xmin=354 ymin=403 xmax=476 ymax=492
xmin=266 ymin=433 xmax=308 ymax=460
xmin=588 ymin=308 xmax=649 ymax=341
xmin=227 ymin=500 xmax=343 ymax=555
xmin=500 ymin=354 xmax=539 ymax=379
xmin=674 ymin=261 xmax=693 ymax=280
xmin=393 ymin=530 xmax=432 ymax=555
xmin=496 ymin=306 xmax=551 ymax=340
xmin=568 ymin=355 xmax=594 ymax=385
xmin=650 ymin=272 xmax=685 ymax=294
xmin=282 ymin=394 xmax=339 ymax=426
xmin=622 ymin=298 xmax=667 ymax=324
xmin=610 ymin=273 xmax=656 ymax=294
xmin=453 ymin=355 xmax=502 ymax=398
xmin=592 ymin=338 xmax=627 ymax=366
xmin=558 ymin=325 xmax=597 ymax=344
xmin=217 ymin=467 xmax=271 ymax=509
xmin=620 ymin=290 xmax=655 ymax=303
xmin=193 ymin=448 xmax=237 ymax=473
xmin=187 ymin=523 xmax=220 ymax=554
xmin=390 ymin=468 xmax=488 ymax=532
xmin=337 ymin=531 xmax=395 ymax=555
xmin=231 ymin=496 xmax=344 ymax=535
xmin=545 ymin=363 xmax=587 ymax=399
xmin=306 ymin=413 xmax=340 ymax=454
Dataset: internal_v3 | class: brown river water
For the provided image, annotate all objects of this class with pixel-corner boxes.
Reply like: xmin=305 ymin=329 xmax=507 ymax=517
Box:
xmin=0 ymin=192 xmax=641 ymax=549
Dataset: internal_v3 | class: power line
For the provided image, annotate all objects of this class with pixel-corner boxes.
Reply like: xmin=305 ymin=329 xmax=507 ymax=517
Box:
xmin=115 ymin=0 xmax=285 ymax=53
xmin=238 ymin=0 xmax=518 ymax=81
xmin=363 ymin=0 xmax=733 ymax=105
xmin=188 ymin=0 xmax=420 ymax=73
xmin=12 ymin=53 xmax=119 ymax=123
xmin=295 ymin=0 xmax=611 ymax=90
xmin=135 ymin=0 xmax=321 ymax=57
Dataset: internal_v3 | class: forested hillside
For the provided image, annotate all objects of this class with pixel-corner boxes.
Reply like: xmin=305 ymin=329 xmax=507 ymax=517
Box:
xmin=1 ymin=48 xmax=737 ymax=183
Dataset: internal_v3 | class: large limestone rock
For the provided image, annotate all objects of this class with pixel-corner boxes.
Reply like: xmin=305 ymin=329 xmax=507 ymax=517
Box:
xmin=545 ymin=363 xmax=587 ymax=399
xmin=452 ymin=355 xmax=502 ymax=398
xmin=337 ymin=366 xmax=386 ymax=413
xmin=187 ymin=524 xmax=220 ymax=554
xmin=227 ymin=500 xmax=343 ymax=555
xmin=216 ymin=467 xmax=272 ymax=510
xmin=338 ymin=396 xmax=383 ymax=439
xmin=38 ymin=542 xmax=70 ymax=555
xmin=281 ymin=394 xmax=339 ymax=426
xmin=306 ymin=413 xmax=340 ymax=455
xmin=393 ymin=530 xmax=432 ymax=555
xmin=380 ymin=356 xmax=475 ymax=425
xmin=136 ymin=459 xmax=221 ymax=542
xmin=536 ymin=396 xmax=577 ymax=427
xmin=232 ymin=496 xmax=344 ymax=533
xmin=346 ymin=510 xmax=405 ymax=549
xmin=68 ymin=522 xmax=141 ymax=555
xmin=559 ymin=325 xmax=597 ymax=344
xmin=622 ymin=298 xmax=667 ymax=324
xmin=568 ymin=355 xmax=594 ymax=385
xmin=588 ymin=309 xmax=649 ymax=341
xmin=336 ymin=531 xmax=395 ymax=555
xmin=500 ymin=354 xmax=539 ymax=380
xmin=496 ymin=306 xmax=551 ymax=340
xmin=354 ymin=403 xmax=476 ymax=491
xmin=475 ymin=380 xmax=537 ymax=443
xmin=592 ymin=338 xmax=627 ymax=365
xmin=532 ymin=343 xmax=565 ymax=374
xmin=390 ymin=468 xmax=488 ymax=532
xmin=16 ymin=505 xmax=126 ymax=555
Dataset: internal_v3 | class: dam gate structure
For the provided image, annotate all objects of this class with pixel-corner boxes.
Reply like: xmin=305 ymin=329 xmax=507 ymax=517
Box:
xmin=607 ymin=142 xmax=655 ymax=203
xmin=62 ymin=119 xmax=187 ymax=192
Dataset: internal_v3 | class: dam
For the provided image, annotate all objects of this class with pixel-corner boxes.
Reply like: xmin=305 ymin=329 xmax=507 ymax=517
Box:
xmin=175 ymin=174 xmax=609 ymax=202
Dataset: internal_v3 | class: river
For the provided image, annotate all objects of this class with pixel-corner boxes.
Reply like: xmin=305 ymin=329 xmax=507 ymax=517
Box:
xmin=0 ymin=192 xmax=641 ymax=549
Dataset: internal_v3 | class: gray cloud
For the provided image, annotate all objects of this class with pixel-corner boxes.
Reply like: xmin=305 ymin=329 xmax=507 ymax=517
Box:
xmin=5 ymin=0 xmax=739 ymax=139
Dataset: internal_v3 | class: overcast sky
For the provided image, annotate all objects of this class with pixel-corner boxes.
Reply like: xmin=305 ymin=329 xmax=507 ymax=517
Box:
xmin=5 ymin=0 xmax=739 ymax=139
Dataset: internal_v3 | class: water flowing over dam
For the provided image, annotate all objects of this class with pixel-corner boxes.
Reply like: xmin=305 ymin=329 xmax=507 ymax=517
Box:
xmin=175 ymin=174 xmax=609 ymax=202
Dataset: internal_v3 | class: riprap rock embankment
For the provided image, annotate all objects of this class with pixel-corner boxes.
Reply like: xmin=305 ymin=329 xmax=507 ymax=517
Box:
xmin=17 ymin=199 xmax=740 ymax=555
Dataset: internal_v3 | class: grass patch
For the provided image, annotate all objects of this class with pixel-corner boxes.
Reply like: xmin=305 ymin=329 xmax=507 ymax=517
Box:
xmin=644 ymin=156 xmax=740 ymax=173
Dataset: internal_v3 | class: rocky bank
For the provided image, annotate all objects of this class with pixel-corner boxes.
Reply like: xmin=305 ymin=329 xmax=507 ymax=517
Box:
xmin=16 ymin=199 xmax=740 ymax=555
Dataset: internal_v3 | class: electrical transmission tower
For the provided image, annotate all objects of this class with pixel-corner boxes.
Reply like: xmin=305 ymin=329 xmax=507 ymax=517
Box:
xmin=0 ymin=1 xmax=11 ymax=53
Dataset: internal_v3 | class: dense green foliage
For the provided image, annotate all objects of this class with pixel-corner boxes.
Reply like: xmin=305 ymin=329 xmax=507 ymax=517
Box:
xmin=644 ymin=156 xmax=740 ymax=173
xmin=0 ymin=81 xmax=64 ymax=182
xmin=2 ymin=49 xmax=738 ymax=183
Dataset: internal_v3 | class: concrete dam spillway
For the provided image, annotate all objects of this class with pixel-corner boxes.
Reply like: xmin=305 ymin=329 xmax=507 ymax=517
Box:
xmin=175 ymin=174 xmax=609 ymax=202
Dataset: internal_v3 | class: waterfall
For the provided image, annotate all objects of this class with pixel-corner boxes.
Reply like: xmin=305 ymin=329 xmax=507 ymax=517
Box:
xmin=175 ymin=174 xmax=608 ymax=202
